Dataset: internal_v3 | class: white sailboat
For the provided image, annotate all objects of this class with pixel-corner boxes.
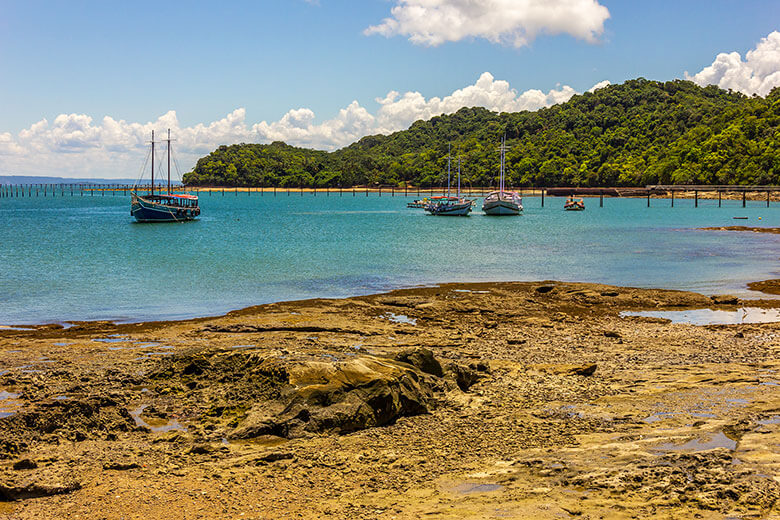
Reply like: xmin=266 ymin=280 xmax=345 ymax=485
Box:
xmin=482 ymin=135 xmax=522 ymax=216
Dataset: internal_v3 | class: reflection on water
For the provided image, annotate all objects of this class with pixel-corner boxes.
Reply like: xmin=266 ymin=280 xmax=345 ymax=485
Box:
xmin=653 ymin=431 xmax=737 ymax=452
xmin=621 ymin=307 xmax=780 ymax=325
xmin=384 ymin=312 xmax=417 ymax=326
xmin=129 ymin=404 xmax=186 ymax=432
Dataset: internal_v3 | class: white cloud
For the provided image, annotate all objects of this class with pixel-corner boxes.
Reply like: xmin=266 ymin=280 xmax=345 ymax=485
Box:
xmin=374 ymin=72 xmax=583 ymax=133
xmin=587 ymin=79 xmax=610 ymax=92
xmin=686 ymin=31 xmax=780 ymax=96
xmin=0 ymin=73 xmax=606 ymax=178
xmin=365 ymin=0 xmax=610 ymax=47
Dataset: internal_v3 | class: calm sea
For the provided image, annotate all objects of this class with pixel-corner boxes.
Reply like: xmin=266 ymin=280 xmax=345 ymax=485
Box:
xmin=1 ymin=190 xmax=778 ymax=324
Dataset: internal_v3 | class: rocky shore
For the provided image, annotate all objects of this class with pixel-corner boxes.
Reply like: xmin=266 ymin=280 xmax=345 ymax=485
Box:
xmin=0 ymin=281 xmax=779 ymax=519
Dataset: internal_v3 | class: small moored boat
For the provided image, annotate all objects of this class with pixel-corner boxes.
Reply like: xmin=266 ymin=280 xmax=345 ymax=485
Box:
xmin=482 ymin=135 xmax=522 ymax=216
xmin=425 ymin=150 xmax=474 ymax=216
xmin=564 ymin=197 xmax=585 ymax=211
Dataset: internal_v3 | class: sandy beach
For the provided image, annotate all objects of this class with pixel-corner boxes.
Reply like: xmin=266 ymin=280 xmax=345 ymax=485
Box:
xmin=0 ymin=281 xmax=778 ymax=519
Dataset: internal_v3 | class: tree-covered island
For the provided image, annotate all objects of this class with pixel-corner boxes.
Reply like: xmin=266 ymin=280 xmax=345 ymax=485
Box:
xmin=183 ymin=79 xmax=780 ymax=188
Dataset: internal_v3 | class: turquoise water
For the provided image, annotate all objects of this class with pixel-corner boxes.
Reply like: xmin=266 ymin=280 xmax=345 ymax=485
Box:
xmin=1 ymin=190 xmax=779 ymax=324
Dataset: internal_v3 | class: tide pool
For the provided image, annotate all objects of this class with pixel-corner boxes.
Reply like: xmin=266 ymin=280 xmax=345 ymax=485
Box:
xmin=0 ymin=191 xmax=778 ymax=324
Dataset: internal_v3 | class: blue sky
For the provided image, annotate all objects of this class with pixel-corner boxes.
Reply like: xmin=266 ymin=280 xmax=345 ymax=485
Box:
xmin=0 ymin=0 xmax=779 ymax=177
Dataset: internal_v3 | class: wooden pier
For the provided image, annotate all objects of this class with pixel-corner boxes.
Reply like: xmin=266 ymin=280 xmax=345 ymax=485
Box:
xmin=0 ymin=183 xmax=777 ymax=208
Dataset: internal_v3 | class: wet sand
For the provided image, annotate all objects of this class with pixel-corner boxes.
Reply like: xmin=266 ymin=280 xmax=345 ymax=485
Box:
xmin=0 ymin=281 xmax=779 ymax=519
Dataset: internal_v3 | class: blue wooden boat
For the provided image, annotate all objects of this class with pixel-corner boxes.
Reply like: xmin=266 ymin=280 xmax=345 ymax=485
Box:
xmin=131 ymin=130 xmax=200 ymax=223
xmin=424 ymin=149 xmax=474 ymax=216
xmin=131 ymin=192 xmax=200 ymax=222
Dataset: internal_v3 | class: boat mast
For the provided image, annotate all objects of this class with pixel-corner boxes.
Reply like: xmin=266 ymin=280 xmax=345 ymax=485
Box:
xmin=151 ymin=130 xmax=155 ymax=196
xmin=500 ymin=134 xmax=506 ymax=193
xmin=167 ymin=129 xmax=171 ymax=195
xmin=447 ymin=143 xmax=451 ymax=198
xmin=457 ymin=156 xmax=461 ymax=198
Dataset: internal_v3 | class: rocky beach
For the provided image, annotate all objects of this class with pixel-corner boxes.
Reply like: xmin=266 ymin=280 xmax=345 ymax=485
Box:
xmin=0 ymin=281 xmax=778 ymax=519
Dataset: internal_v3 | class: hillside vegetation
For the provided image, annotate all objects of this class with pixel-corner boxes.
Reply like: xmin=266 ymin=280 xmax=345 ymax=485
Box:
xmin=183 ymin=79 xmax=780 ymax=188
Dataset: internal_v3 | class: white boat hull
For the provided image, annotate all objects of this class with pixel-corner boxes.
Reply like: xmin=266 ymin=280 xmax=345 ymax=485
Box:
xmin=482 ymin=199 xmax=522 ymax=216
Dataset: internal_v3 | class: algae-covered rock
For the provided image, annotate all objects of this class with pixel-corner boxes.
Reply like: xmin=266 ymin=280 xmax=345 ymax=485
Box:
xmin=231 ymin=356 xmax=432 ymax=438
xmin=532 ymin=363 xmax=597 ymax=377
xmin=393 ymin=347 xmax=443 ymax=377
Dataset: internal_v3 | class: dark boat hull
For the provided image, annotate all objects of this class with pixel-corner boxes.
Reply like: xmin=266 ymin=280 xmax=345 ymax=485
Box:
xmin=131 ymin=194 xmax=199 ymax=222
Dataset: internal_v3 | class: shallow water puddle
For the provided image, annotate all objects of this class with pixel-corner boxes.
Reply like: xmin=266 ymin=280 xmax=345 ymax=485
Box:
xmin=621 ymin=307 xmax=780 ymax=325
xmin=130 ymin=404 xmax=186 ymax=432
xmin=758 ymin=415 xmax=780 ymax=426
xmin=384 ymin=312 xmax=417 ymax=326
xmin=446 ymin=483 xmax=504 ymax=495
xmin=93 ymin=335 xmax=129 ymax=343
xmin=0 ymin=390 xmax=22 ymax=419
xmin=0 ymin=391 xmax=20 ymax=401
xmin=653 ymin=431 xmax=737 ymax=452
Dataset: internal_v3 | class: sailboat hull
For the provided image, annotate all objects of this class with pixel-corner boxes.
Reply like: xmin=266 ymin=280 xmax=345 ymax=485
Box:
xmin=482 ymin=199 xmax=521 ymax=216
xmin=131 ymin=194 xmax=200 ymax=222
xmin=424 ymin=201 xmax=473 ymax=216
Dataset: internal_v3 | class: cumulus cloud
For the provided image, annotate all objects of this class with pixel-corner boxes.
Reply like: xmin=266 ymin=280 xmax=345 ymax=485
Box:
xmin=374 ymin=72 xmax=581 ymax=132
xmin=587 ymin=79 xmax=610 ymax=92
xmin=0 ymin=73 xmax=606 ymax=178
xmin=365 ymin=0 xmax=610 ymax=47
xmin=686 ymin=31 xmax=780 ymax=96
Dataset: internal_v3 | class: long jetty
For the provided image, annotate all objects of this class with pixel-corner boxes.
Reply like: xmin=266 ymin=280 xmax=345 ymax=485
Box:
xmin=0 ymin=183 xmax=777 ymax=208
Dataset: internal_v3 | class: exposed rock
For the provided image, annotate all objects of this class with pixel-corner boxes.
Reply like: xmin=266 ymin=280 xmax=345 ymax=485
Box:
xmin=532 ymin=363 xmax=597 ymax=377
xmin=393 ymin=348 xmax=443 ymax=377
xmin=186 ymin=444 xmax=215 ymax=456
xmin=710 ymin=294 xmax=740 ymax=305
xmin=231 ymin=356 xmax=432 ymax=439
xmin=256 ymin=452 xmax=293 ymax=464
xmin=0 ymin=397 xmax=135 ymax=457
xmin=747 ymin=279 xmax=780 ymax=295
xmin=0 ymin=480 xmax=81 ymax=501
xmin=102 ymin=461 xmax=140 ymax=471
xmin=12 ymin=459 xmax=36 ymax=471
xmin=444 ymin=362 xmax=483 ymax=391
xmin=201 ymin=323 xmax=374 ymax=335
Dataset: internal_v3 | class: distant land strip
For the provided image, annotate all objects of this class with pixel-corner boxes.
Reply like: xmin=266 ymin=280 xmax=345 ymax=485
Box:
xmin=699 ymin=226 xmax=780 ymax=234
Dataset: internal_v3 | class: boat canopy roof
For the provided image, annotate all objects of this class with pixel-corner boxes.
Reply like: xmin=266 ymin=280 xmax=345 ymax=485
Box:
xmin=160 ymin=193 xmax=198 ymax=200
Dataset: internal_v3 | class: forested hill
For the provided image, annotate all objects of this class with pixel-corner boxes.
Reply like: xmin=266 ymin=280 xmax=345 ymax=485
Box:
xmin=183 ymin=78 xmax=780 ymax=188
